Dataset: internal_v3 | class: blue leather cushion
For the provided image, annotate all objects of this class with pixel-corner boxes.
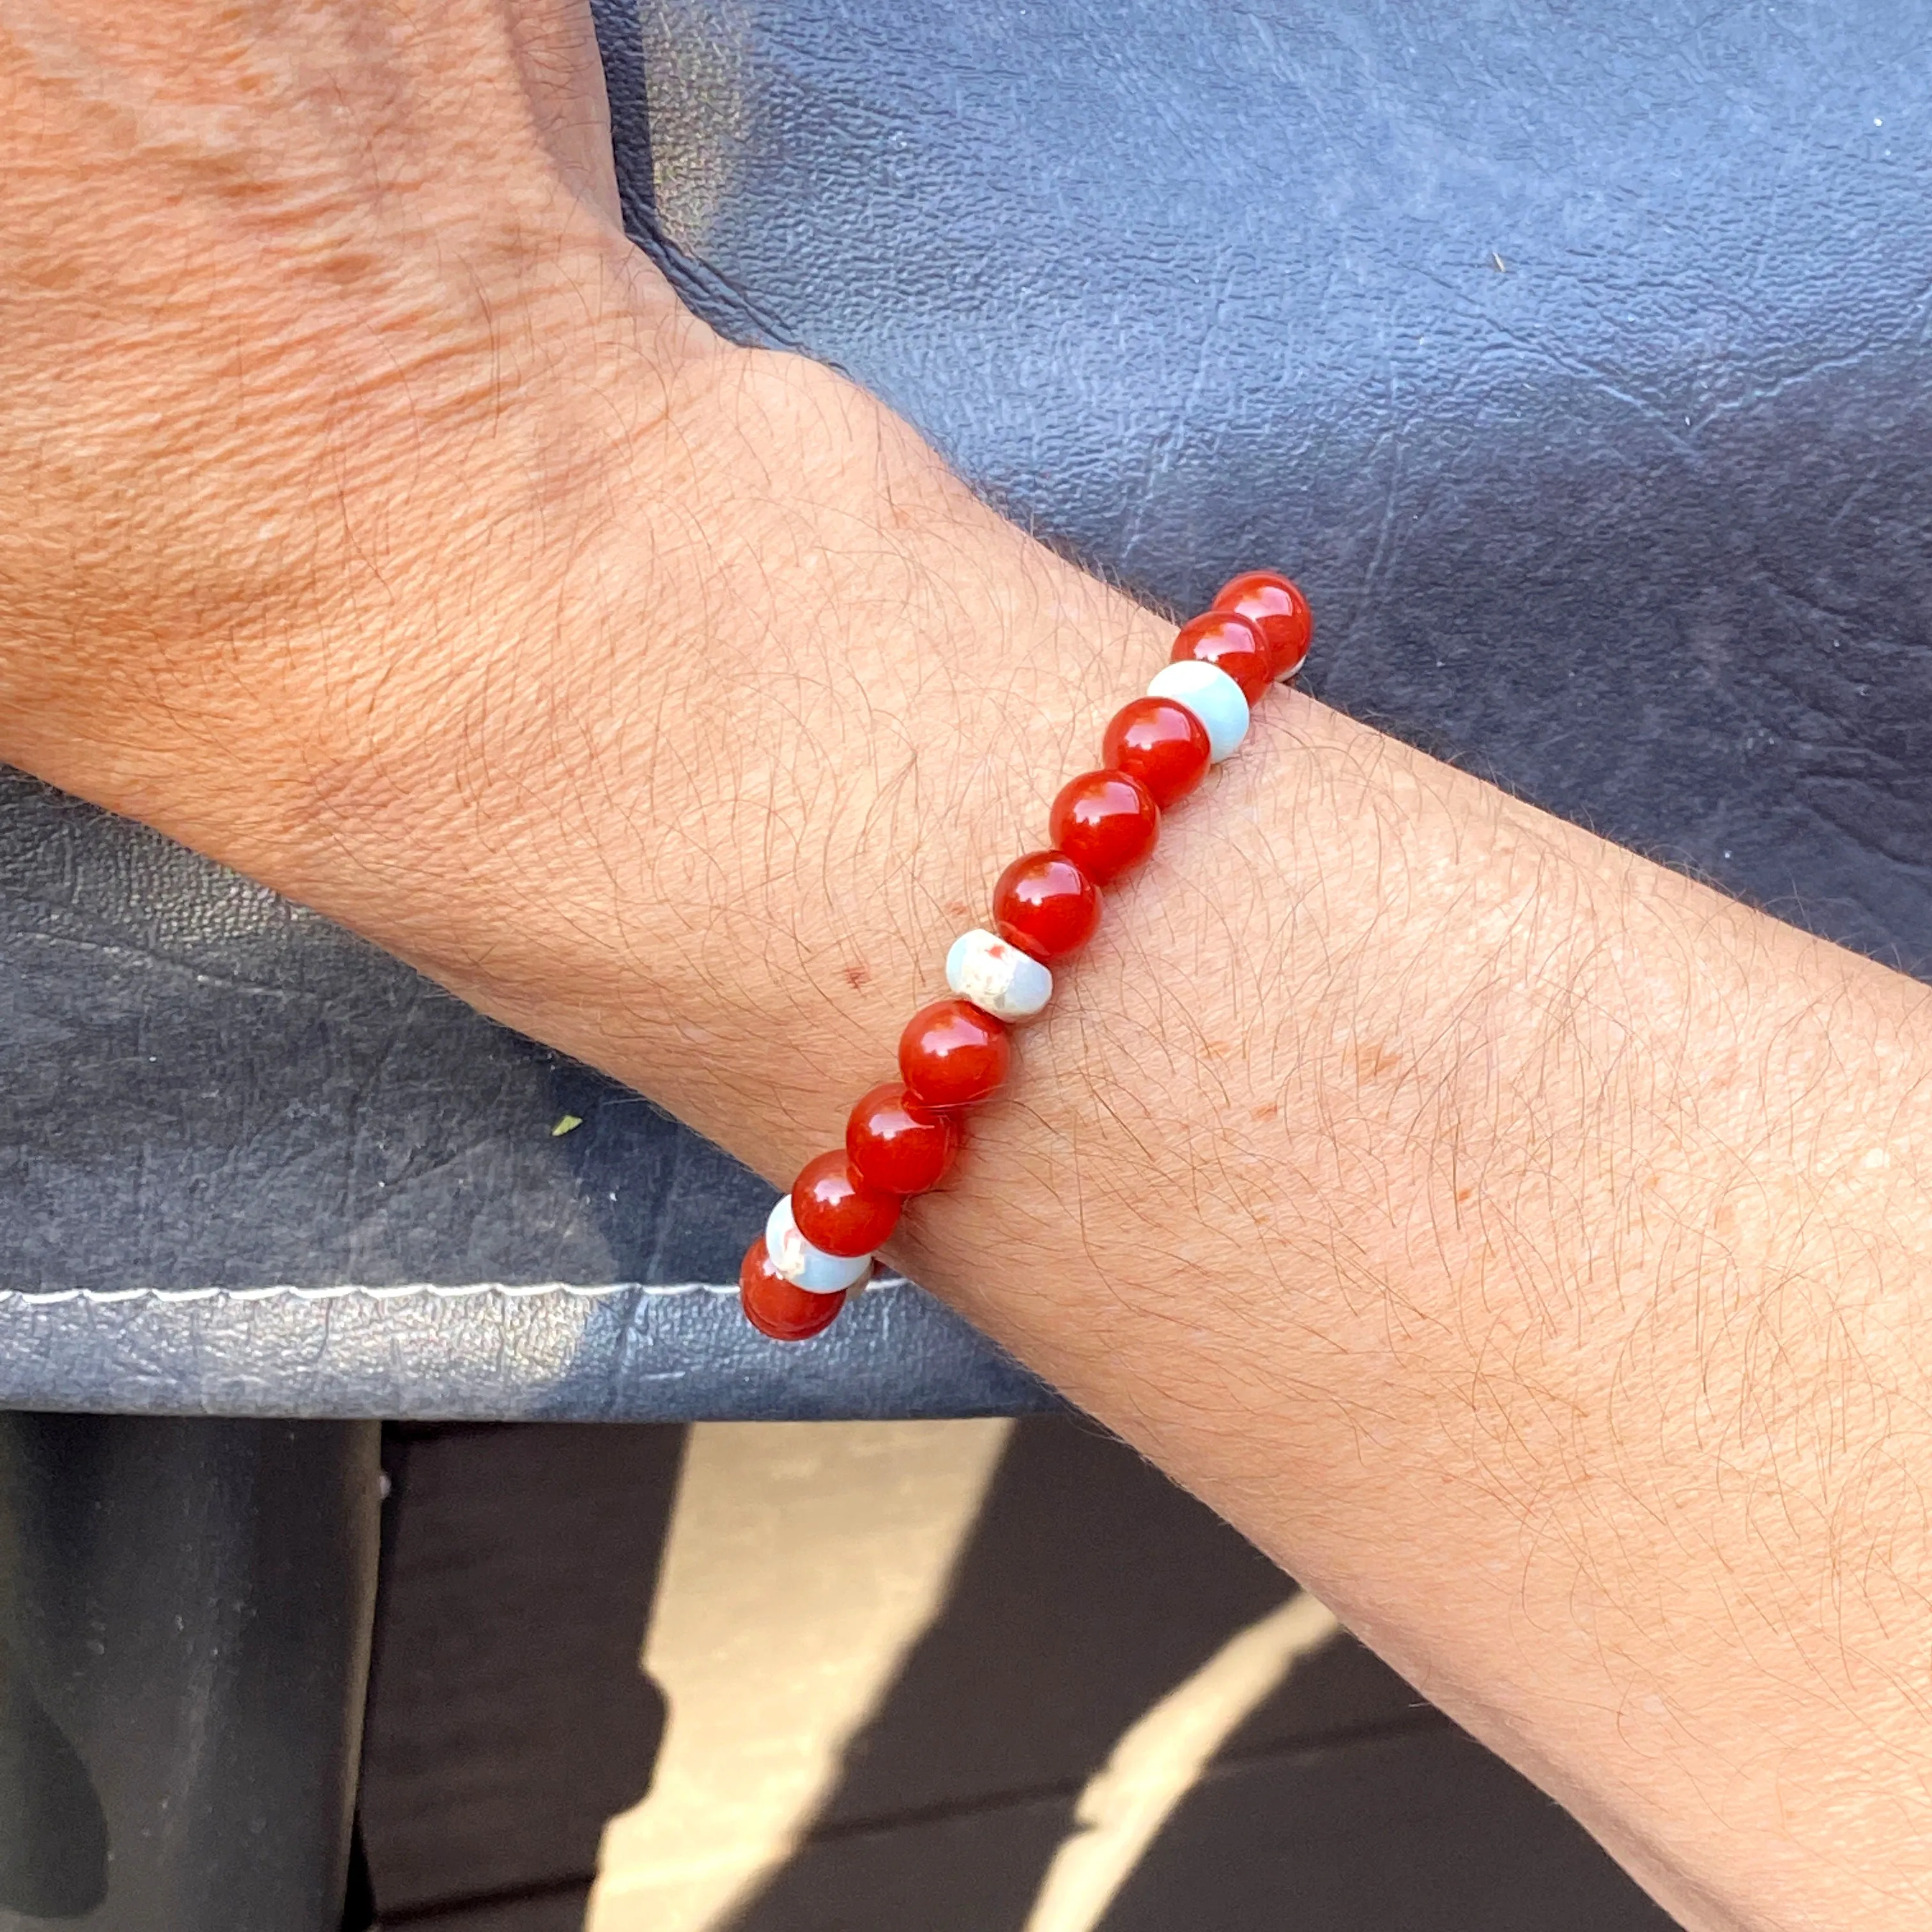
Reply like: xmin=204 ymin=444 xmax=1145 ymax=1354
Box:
xmin=0 ymin=0 xmax=1924 ymax=1415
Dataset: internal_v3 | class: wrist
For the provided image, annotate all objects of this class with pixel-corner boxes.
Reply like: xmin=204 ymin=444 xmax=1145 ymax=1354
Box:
xmin=164 ymin=330 xmax=1180 ymax=1176
xmin=0 ymin=227 xmax=716 ymax=854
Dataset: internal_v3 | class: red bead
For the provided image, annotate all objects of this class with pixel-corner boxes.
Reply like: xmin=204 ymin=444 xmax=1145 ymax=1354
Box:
xmin=992 ymin=850 xmax=1100 ymax=963
xmin=847 ymin=1082 xmax=959 ymax=1195
xmin=792 ymin=1149 xmax=901 ymax=1256
xmin=1048 ymin=769 xmax=1160 ymax=884
xmin=1213 ymin=570 xmax=1313 ymax=679
xmin=740 ymin=1237 xmax=847 ymax=1341
xmin=1101 ymin=696 xmax=1212 ymax=809
xmin=1170 ymin=610 xmax=1271 ymax=704
xmin=899 ymin=999 xmax=1011 ymax=1109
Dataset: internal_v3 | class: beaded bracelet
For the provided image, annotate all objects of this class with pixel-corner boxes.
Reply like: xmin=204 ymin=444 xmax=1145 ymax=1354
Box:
xmin=738 ymin=570 xmax=1313 ymax=1340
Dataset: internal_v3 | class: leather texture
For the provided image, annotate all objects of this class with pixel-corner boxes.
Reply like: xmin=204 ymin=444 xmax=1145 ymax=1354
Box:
xmin=0 ymin=771 xmax=1047 ymax=1417
xmin=0 ymin=1279 xmax=1044 ymax=1421
xmin=2 ymin=0 xmax=1928 ymax=1415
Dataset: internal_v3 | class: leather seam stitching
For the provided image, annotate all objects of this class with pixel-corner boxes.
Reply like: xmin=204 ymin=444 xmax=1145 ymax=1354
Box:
xmin=0 ymin=1279 xmax=914 ymax=1307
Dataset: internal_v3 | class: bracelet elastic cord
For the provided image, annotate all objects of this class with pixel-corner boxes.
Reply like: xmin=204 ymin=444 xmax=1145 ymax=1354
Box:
xmin=740 ymin=571 xmax=1314 ymax=1341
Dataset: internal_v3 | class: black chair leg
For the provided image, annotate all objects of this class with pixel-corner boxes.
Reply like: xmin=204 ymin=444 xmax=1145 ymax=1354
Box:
xmin=341 ymin=1816 xmax=378 ymax=1932
xmin=0 ymin=1414 xmax=381 ymax=1931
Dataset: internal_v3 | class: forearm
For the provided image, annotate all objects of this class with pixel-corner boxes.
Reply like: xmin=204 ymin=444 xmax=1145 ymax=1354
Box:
xmin=13 ymin=260 xmax=1932 ymax=1931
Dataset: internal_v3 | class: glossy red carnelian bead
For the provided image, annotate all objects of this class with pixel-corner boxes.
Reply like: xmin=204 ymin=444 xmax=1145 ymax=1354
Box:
xmin=1213 ymin=569 xmax=1314 ymax=679
xmin=1048 ymin=769 xmax=1160 ymax=884
xmin=993 ymin=850 xmax=1101 ymax=963
xmin=740 ymin=1236 xmax=846 ymax=1341
xmin=847 ymin=1082 xmax=959 ymax=1195
xmin=899 ymin=999 xmax=1011 ymax=1110
xmin=1101 ymin=696 xmax=1212 ymax=809
xmin=792 ymin=1149 xmax=901 ymax=1256
xmin=1170 ymin=610 xmax=1272 ymax=704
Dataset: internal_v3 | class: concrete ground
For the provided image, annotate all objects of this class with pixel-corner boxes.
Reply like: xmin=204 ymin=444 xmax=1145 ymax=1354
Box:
xmin=356 ymin=1417 xmax=1673 ymax=1931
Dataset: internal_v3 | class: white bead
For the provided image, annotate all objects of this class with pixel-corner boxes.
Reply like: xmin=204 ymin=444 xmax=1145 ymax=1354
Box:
xmin=765 ymin=1195 xmax=872 ymax=1293
xmin=945 ymin=927 xmax=1052 ymax=1021
xmin=1147 ymin=660 xmax=1250 ymax=762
